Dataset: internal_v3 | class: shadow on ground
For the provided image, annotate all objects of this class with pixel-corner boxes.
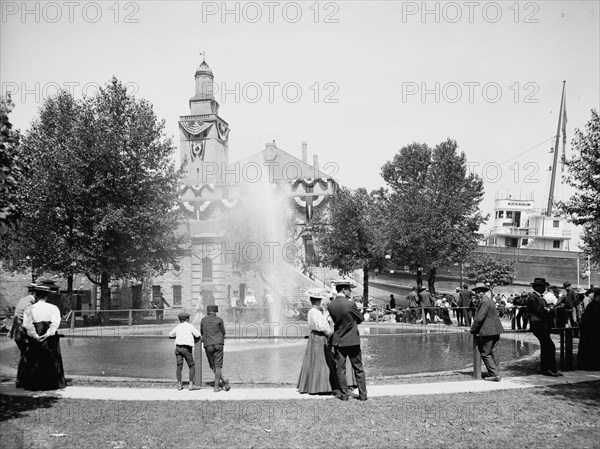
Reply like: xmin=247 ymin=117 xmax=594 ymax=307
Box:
xmin=0 ymin=393 xmax=59 ymax=422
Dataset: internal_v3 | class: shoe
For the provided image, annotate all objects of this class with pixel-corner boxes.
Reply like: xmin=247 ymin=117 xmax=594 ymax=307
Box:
xmin=358 ymin=396 xmax=368 ymax=401
xmin=481 ymin=372 xmax=491 ymax=379
xmin=177 ymin=383 xmax=184 ymax=391
xmin=542 ymin=370 xmax=560 ymax=377
xmin=213 ymin=387 xmax=222 ymax=393
xmin=339 ymin=395 xmax=349 ymax=401
xmin=189 ymin=383 xmax=201 ymax=391
xmin=483 ymin=376 xmax=501 ymax=382
xmin=222 ymin=378 xmax=231 ymax=391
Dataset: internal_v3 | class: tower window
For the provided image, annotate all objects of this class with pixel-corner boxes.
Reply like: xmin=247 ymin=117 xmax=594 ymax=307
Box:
xmin=553 ymin=240 xmax=560 ymax=248
xmin=172 ymin=285 xmax=182 ymax=305
xmin=553 ymin=220 xmax=559 ymax=228
xmin=498 ymin=211 xmax=504 ymax=218
xmin=202 ymin=257 xmax=213 ymax=281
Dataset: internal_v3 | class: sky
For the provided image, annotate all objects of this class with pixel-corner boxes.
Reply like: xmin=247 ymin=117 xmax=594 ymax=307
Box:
xmin=2 ymin=0 xmax=599 ymax=243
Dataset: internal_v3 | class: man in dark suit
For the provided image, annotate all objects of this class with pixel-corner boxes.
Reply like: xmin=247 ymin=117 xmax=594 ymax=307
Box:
xmin=328 ymin=280 xmax=367 ymax=401
xmin=417 ymin=287 xmax=435 ymax=324
xmin=458 ymin=285 xmax=475 ymax=327
xmin=527 ymin=277 xmax=562 ymax=377
xmin=470 ymin=282 xmax=504 ymax=381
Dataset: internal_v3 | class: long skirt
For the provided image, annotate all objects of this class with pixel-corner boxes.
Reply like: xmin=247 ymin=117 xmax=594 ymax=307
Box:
xmin=577 ymin=301 xmax=600 ymax=370
xmin=297 ymin=332 xmax=337 ymax=394
xmin=21 ymin=322 xmax=66 ymax=391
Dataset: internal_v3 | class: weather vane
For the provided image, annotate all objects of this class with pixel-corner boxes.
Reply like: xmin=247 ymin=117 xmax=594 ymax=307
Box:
xmin=199 ymin=51 xmax=206 ymax=61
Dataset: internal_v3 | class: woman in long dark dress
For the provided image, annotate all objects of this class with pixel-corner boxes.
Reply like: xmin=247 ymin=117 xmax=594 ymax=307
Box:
xmin=577 ymin=288 xmax=600 ymax=371
xmin=22 ymin=285 xmax=66 ymax=391
xmin=297 ymin=290 xmax=336 ymax=395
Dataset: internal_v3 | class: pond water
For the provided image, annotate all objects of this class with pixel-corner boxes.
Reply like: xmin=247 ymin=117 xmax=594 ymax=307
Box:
xmin=1 ymin=327 xmax=537 ymax=382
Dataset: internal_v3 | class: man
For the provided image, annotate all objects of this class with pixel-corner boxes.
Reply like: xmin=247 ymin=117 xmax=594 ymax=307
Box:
xmin=515 ymin=291 xmax=529 ymax=330
xmin=407 ymin=287 xmax=419 ymax=323
xmin=417 ymin=287 xmax=436 ymax=324
xmin=9 ymin=284 xmax=37 ymax=388
xmin=470 ymin=282 xmax=504 ymax=382
xmin=328 ymin=280 xmax=367 ymax=401
xmin=458 ymin=285 xmax=475 ymax=327
xmin=558 ymin=282 xmax=578 ymax=327
xmin=389 ymin=294 xmax=396 ymax=311
xmin=527 ymin=277 xmax=562 ymax=377
xmin=152 ymin=292 xmax=171 ymax=325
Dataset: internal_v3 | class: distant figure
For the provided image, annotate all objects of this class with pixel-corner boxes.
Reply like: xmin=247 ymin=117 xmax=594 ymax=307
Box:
xmin=21 ymin=285 xmax=66 ymax=391
xmin=10 ymin=284 xmax=37 ymax=388
xmin=389 ymin=294 xmax=396 ymax=310
xmin=470 ymin=283 xmax=504 ymax=381
xmin=152 ymin=292 xmax=170 ymax=324
xmin=262 ymin=288 xmax=274 ymax=322
xmin=577 ymin=287 xmax=600 ymax=370
xmin=169 ymin=312 xmax=201 ymax=390
xmin=458 ymin=285 xmax=474 ymax=327
xmin=244 ymin=288 xmax=258 ymax=323
xmin=407 ymin=287 xmax=419 ymax=323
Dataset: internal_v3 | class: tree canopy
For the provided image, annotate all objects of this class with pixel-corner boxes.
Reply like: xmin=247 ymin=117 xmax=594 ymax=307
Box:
xmin=0 ymin=79 xmax=187 ymax=317
xmin=381 ymin=139 xmax=487 ymax=292
xmin=558 ymin=109 xmax=600 ymax=262
xmin=464 ymin=254 xmax=517 ymax=289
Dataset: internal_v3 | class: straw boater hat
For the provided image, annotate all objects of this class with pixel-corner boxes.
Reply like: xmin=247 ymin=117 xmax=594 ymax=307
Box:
xmin=333 ymin=279 xmax=357 ymax=289
xmin=306 ymin=288 xmax=329 ymax=300
xmin=472 ymin=282 xmax=490 ymax=292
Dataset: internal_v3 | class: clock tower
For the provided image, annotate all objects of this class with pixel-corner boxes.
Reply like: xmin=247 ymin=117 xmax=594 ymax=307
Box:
xmin=179 ymin=57 xmax=230 ymax=184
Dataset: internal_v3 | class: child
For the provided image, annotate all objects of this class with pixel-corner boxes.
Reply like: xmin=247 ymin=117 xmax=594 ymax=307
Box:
xmin=200 ymin=305 xmax=230 ymax=392
xmin=169 ymin=312 xmax=201 ymax=391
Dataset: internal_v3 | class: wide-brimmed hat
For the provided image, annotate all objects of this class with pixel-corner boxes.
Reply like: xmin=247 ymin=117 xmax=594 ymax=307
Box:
xmin=33 ymin=285 xmax=51 ymax=293
xmin=27 ymin=283 xmax=37 ymax=292
xmin=530 ymin=277 xmax=549 ymax=286
xmin=306 ymin=288 xmax=329 ymax=300
xmin=207 ymin=305 xmax=218 ymax=313
xmin=333 ymin=279 xmax=357 ymax=289
xmin=178 ymin=312 xmax=190 ymax=320
xmin=562 ymin=282 xmax=572 ymax=289
xmin=472 ymin=282 xmax=490 ymax=292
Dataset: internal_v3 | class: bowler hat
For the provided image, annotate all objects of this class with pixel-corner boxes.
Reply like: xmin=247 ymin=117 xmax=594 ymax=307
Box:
xmin=207 ymin=305 xmax=218 ymax=313
xmin=472 ymin=282 xmax=490 ymax=292
xmin=178 ymin=312 xmax=190 ymax=320
xmin=530 ymin=277 xmax=549 ymax=286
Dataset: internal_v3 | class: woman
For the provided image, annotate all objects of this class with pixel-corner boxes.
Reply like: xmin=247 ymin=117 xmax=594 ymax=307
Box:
xmin=577 ymin=287 xmax=600 ymax=370
xmin=297 ymin=289 xmax=336 ymax=395
xmin=21 ymin=285 xmax=66 ymax=391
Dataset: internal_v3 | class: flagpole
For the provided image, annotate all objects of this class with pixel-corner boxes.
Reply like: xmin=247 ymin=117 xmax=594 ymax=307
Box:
xmin=546 ymin=81 xmax=566 ymax=217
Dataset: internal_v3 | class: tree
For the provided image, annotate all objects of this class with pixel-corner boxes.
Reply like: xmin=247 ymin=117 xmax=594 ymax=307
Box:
xmin=464 ymin=254 xmax=517 ymax=290
xmin=1 ymin=79 xmax=187 ymax=321
xmin=557 ymin=109 xmax=600 ymax=262
xmin=312 ymin=186 xmax=388 ymax=306
xmin=0 ymin=95 xmax=25 ymax=235
xmin=381 ymin=139 xmax=487 ymax=293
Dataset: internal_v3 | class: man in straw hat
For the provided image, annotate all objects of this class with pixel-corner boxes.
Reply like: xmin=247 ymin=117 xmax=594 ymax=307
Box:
xmin=327 ymin=280 xmax=367 ymax=401
xmin=527 ymin=277 xmax=562 ymax=377
xmin=470 ymin=282 xmax=504 ymax=381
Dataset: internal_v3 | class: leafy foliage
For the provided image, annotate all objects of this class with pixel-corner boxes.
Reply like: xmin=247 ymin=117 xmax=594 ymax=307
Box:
xmin=464 ymin=254 xmax=517 ymax=288
xmin=312 ymin=186 xmax=388 ymax=304
xmin=0 ymin=95 xmax=25 ymax=235
xmin=381 ymin=139 xmax=487 ymax=292
xmin=1 ymin=79 xmax=187 ymax=315
xmin=557 ymin=109 xmax=600 ymax=261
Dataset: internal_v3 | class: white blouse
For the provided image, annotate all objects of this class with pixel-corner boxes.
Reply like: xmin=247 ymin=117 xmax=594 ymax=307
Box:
xmin=23 ymin=300 xmax=61 ymax=337
xmin=307 ymin=307 xmax=333 ymax=335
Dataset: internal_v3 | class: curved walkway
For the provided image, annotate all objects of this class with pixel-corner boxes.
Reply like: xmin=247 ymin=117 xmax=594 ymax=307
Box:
xmin=2 ymin=371 xmax=599 ymax=402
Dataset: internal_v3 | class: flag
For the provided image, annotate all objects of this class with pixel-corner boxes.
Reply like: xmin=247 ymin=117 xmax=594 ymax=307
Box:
xmin=561 ymin=88 xmax=567 ymax=172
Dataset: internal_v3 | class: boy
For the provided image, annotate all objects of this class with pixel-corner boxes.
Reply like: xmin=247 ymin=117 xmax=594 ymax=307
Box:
xmin=200 ymin=305 xmax=230 ymax=392
xmin=169 ymin=312 xmax=201 ymax=391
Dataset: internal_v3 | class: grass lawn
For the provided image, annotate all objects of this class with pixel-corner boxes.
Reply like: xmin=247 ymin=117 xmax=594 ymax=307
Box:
xmin=1 ymin=379 xmax=599 ymax=449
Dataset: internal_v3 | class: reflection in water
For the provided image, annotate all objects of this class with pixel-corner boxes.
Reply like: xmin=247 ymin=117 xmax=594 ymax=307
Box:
xmin=0 ymin=331 xmax=536 ymax=382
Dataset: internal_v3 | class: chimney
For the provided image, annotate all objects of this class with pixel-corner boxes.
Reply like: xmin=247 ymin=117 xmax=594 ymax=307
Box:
xmin=313 ymin=154 xmax=319 ymax=174
xmin=302 ymin=141 xmax=307 ymax=163
xmin=266 ymin=140 xmax=277 ymax=151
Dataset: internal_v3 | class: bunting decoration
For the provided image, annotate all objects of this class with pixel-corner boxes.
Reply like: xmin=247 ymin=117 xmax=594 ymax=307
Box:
xmin=190 ymin=140 xmax=205 ymax=162
xmin=291 ymin=178 xmax=331 ymax=193
xmin=179 ymin=120 xmax=212 ymax=136
xmin=217 ymin=122 xmax=230 ymax=141
xmin=180 ymin=184 xmax=216 ymax=196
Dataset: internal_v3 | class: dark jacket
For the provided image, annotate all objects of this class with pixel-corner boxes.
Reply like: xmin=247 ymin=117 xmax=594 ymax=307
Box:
xmin=459 ymin=289 xmax=474 ymax=308
xmin=471 ymin=295 xmax=504 ymax=336
xmin=527 ymin=291 xmax=551 ymax=327
xmin=418 ymin=291 xmax=433 ymax=307
xmin=200 ymin=314 xmax=225 ymax=346
xmin=328 ymin=294 xmax=363 ymax=347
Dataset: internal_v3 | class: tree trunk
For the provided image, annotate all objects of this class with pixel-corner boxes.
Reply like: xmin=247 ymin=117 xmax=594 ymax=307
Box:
xmin=67 ymin=273 xmax=74 ymax=309
xmin=416 ymin=266 xmax=423 ymax=289
xmin=100 ymin=272 xmax=111 ymax=325
xmin=363 ymin=265 xmax=369 ymax=309
xmin=428 ymin=267 xmax=437 ymax=294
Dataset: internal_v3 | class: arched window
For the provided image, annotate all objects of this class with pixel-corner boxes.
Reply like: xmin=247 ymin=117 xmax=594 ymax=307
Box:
xmin=202 ymin=257 xmax=213 ymax=281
